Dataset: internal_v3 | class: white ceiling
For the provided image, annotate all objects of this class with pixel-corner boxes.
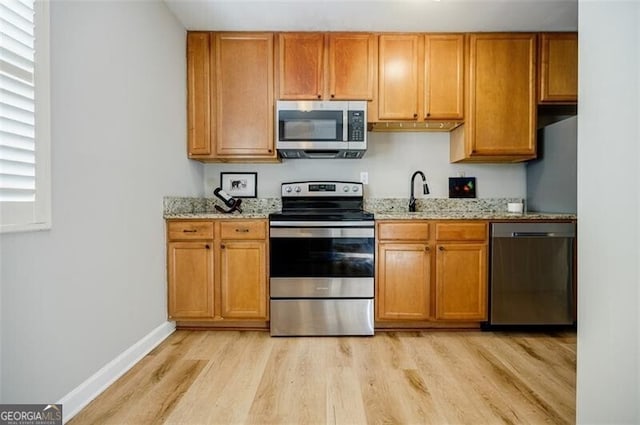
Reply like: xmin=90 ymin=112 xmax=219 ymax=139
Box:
xmin=163 ymin=0 xmax=578 ymax=32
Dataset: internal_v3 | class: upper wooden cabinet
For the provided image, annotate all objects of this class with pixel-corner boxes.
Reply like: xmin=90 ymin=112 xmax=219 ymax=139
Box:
xmin=450 ymin=33 xmax=537 ymax=162
xmin=187 ymin=32 xmax=277 ymax=162
xmin=374 ymin=33 xmax=464 ymax=122
xmin=187 ymin=32 xmax=212 ymax=156
xmin=277 ymin=32 xmax=377 ymax=100
xmin=538 ymin=32 xmax=578 ymax=104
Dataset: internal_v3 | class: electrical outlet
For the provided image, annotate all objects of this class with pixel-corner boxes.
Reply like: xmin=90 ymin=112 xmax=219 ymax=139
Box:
xmin=360 ymin=172 xmax=369 ymax=185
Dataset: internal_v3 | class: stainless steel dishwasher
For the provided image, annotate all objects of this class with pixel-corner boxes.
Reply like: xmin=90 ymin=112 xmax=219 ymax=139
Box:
xmin=488 ymin=222 xmax=576 ymax=327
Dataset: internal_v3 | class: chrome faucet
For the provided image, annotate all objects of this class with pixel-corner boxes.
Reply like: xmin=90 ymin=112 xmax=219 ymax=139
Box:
xmin=409 ymin=171 xmax=430 ymax=212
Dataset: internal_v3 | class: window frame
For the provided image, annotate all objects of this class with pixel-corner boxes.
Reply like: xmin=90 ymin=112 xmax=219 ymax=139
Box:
xmin=0 ymin=0 xmax=51 ymax=233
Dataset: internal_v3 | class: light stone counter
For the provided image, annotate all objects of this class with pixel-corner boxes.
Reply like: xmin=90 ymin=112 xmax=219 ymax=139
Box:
xmin=163 ymin=196 xmax=576 ymax=221
xmin=373 ymin=211 xmax=576 ymax=220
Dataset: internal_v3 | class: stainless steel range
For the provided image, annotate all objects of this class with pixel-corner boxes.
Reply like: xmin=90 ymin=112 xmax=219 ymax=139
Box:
xmin=269 ymin=181 xmax=374 ymax=336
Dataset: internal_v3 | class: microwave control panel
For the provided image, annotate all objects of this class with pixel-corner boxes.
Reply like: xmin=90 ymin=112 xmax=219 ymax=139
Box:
xmin=348 ymin=111 xmax=365 ymax=142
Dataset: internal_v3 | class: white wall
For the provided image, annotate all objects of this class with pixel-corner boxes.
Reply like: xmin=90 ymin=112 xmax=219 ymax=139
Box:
xmin=0 ymin=0 xmax=202 ymax=402
xmin=577 ymin=1 xmax=640 ymax=423
xmin=205 ymin=131 xmax=526 ymax=199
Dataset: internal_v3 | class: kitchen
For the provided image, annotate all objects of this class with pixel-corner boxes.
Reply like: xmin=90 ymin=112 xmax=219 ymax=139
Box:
xmin=0 ymin=1 xmax=638 ymax=424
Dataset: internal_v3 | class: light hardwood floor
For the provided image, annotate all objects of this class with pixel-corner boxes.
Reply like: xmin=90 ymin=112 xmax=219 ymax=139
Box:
xmin=69 ymin=330 xmax=576 ymax=425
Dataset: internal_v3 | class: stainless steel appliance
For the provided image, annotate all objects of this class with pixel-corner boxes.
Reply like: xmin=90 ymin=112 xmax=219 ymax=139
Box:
xmin=527 ymin=116 xmax=577 ymax=213
xmin=488 ymin=222 xmax=576 ymax=327
xmin=269 ymin=181 xmax=374 ymax=336
xmin=276 ymin=100 xmax=367 ymax=159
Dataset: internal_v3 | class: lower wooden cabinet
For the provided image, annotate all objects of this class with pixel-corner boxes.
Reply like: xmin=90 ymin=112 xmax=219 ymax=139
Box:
xmin=376 ymin=220 xmax=488 ymax=325
xmin=377 ymin=242 xmax=431 ymax=320
xmin=219 ymin=240 xmax=268 ymax=319
xmin=167 ymin=241 xmax=214 ymax=319
xmin=435 ymin=243 xmax=487 ymax=320
xmin=166 ymin=219 xmax=268 ymax=326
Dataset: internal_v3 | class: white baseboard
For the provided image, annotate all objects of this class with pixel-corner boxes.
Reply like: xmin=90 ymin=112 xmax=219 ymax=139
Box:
xmin=58 ymin=321 xmax=176 ymax=423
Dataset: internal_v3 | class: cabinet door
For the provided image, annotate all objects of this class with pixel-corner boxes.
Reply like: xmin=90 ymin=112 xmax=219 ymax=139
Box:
xmin=168 ymin=241 xmax=214 ymax=319
xmin=278 ymin=33 xmax=325 ymax=99
xmin=328 ymin=33 xmax=376 ymax=100
xmin=466 ymin=33 xmax=537 ymax=157
xmin=219 ymin=240 xmax=268 ymax=319
xmin=435 ymin=243 xmax=487 ymax=320
xmin=378 ymin=34 xmax=421 ymax=120
xmin=187 ymin=32 xmax=212 ymax=156
xmin=377 ymin=242 xmax=431 ymax=320
xmin=538 ymin=32 xmax=578 ymax=103
xmin=214 ymin=33 xmax=275 ymax=158
xmin=424 ymin=34 xmax=464 ymax=120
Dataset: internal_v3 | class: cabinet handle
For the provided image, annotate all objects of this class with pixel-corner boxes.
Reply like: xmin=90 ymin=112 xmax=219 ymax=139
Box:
xmin=439 ymin=246 xmax=445 ymax=251
xmin=183 ymin=229 xmax=197 ymax=233
xmin=235 ymin=228 xmax=250 ymax=233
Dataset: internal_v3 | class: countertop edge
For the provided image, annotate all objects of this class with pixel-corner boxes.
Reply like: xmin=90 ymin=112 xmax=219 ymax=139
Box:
xmin=164 ymin=212 xmax=576 ymax=221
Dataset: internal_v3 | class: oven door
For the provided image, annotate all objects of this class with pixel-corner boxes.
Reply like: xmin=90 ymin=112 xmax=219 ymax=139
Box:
xmin=269 ymin=224 xmax=374 ymax=281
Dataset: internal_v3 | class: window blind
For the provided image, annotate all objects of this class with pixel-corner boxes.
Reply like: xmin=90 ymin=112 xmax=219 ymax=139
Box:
xmin=0 ymin=0 xmax=35 ymax=202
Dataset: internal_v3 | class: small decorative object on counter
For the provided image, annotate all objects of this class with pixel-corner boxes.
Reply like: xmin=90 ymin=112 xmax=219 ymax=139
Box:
xmin=507 ymin=201 xmax=524 ymax=214
xmin=449 ymin=177 xmax=476 ymax=198
xmin=213 ymin=187 xmax=243 ymax=214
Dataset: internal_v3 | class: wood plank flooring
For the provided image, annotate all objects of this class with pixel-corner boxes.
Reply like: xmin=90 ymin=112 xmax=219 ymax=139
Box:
xmin=69 ymin=330 xmax=576 ymax=425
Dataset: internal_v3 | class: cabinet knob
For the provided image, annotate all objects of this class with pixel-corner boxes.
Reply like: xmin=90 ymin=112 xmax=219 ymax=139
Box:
xmin=426 ymin=112 xmax=431 ymax=118
xmin=268 ymin=149 xmax=273 ymax=153
xmin=439 ymin=246 xmax=445 ymax=251
xmin=221 ymin=244 xmax=225 ymax=249
xmin=413 ymin=113 xmax=418 ymax=119
xmin=330 ymin=94 xmax=335 ymax=98
xmin=205 ymin=244 xmax=210 ymax=249
xmin=424 ymin=246 xmax=430 ymax=252
xmin=317 ymin=94 xmax=322 ymax=99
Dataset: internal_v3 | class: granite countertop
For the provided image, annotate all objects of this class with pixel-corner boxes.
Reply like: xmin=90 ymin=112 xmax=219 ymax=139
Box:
xmin=163 ymin=197 xmax=577 ymax=221
xmin=374 ymin=211 xmax=576 ymax=220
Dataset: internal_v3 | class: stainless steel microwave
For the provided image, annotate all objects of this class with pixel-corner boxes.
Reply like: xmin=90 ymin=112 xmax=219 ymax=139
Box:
xmin=276 ymin=100 xmax=367 ymax=159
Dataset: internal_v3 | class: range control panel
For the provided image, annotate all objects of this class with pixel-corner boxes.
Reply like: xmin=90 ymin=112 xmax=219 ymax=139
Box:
xmin=281 ymin=181 xmax=363 ymax=197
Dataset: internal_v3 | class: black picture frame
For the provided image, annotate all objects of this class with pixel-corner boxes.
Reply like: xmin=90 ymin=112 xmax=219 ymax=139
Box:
xmin=448 ymin=177 xmax=477 ymax=198
xmin=220 ymin=172 xmax=257 ymax=198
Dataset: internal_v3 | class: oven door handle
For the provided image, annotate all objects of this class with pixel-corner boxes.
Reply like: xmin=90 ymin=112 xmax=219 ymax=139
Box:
xmin=270 ymin=227 xmax=374 ymax=238
xmin=270 ymin=221 xmax=374 ymax=227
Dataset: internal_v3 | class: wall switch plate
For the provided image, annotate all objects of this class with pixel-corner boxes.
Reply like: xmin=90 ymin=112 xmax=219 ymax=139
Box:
xmin=360 ymin=172 xmax=368 ymax=184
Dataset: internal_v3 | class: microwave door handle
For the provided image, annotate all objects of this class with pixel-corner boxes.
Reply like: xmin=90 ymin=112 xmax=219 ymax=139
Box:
xmin=343 ymin=109 xmax=348 ymax=141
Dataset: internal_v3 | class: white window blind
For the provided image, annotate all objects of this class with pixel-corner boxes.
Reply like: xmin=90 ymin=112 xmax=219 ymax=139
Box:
xmin=0 ymin=0 xmax=50 ymax=232
xmin=1 ymin=0 xmax=35 ymax=201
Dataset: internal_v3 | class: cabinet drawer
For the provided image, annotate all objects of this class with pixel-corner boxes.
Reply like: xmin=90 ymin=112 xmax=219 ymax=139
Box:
xmin=220 ymin=220 xmax=267 ymax=240
xmin=378 ymin=222 xmax=430 ymax=241
xmin=168 ymin=221 xmax=214 ymax=240
xmin=435 ymin=222 xmax=487 ymax=241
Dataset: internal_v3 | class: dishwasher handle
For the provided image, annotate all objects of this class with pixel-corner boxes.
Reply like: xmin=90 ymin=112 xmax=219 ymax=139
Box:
xmin=512 ymin=232 xmax=554 ymax=237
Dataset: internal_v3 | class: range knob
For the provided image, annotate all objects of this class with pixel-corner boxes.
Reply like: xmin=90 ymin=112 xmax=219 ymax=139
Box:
xmin=343 ymin=185 xmax=350 ymax=192
xmin=294 ymin=186 xmax=302 ymax=193
xmin=284 ymin=186 xmax=292 ymax=193
xmin=352 ymin=185 xmax=359 ymax=192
